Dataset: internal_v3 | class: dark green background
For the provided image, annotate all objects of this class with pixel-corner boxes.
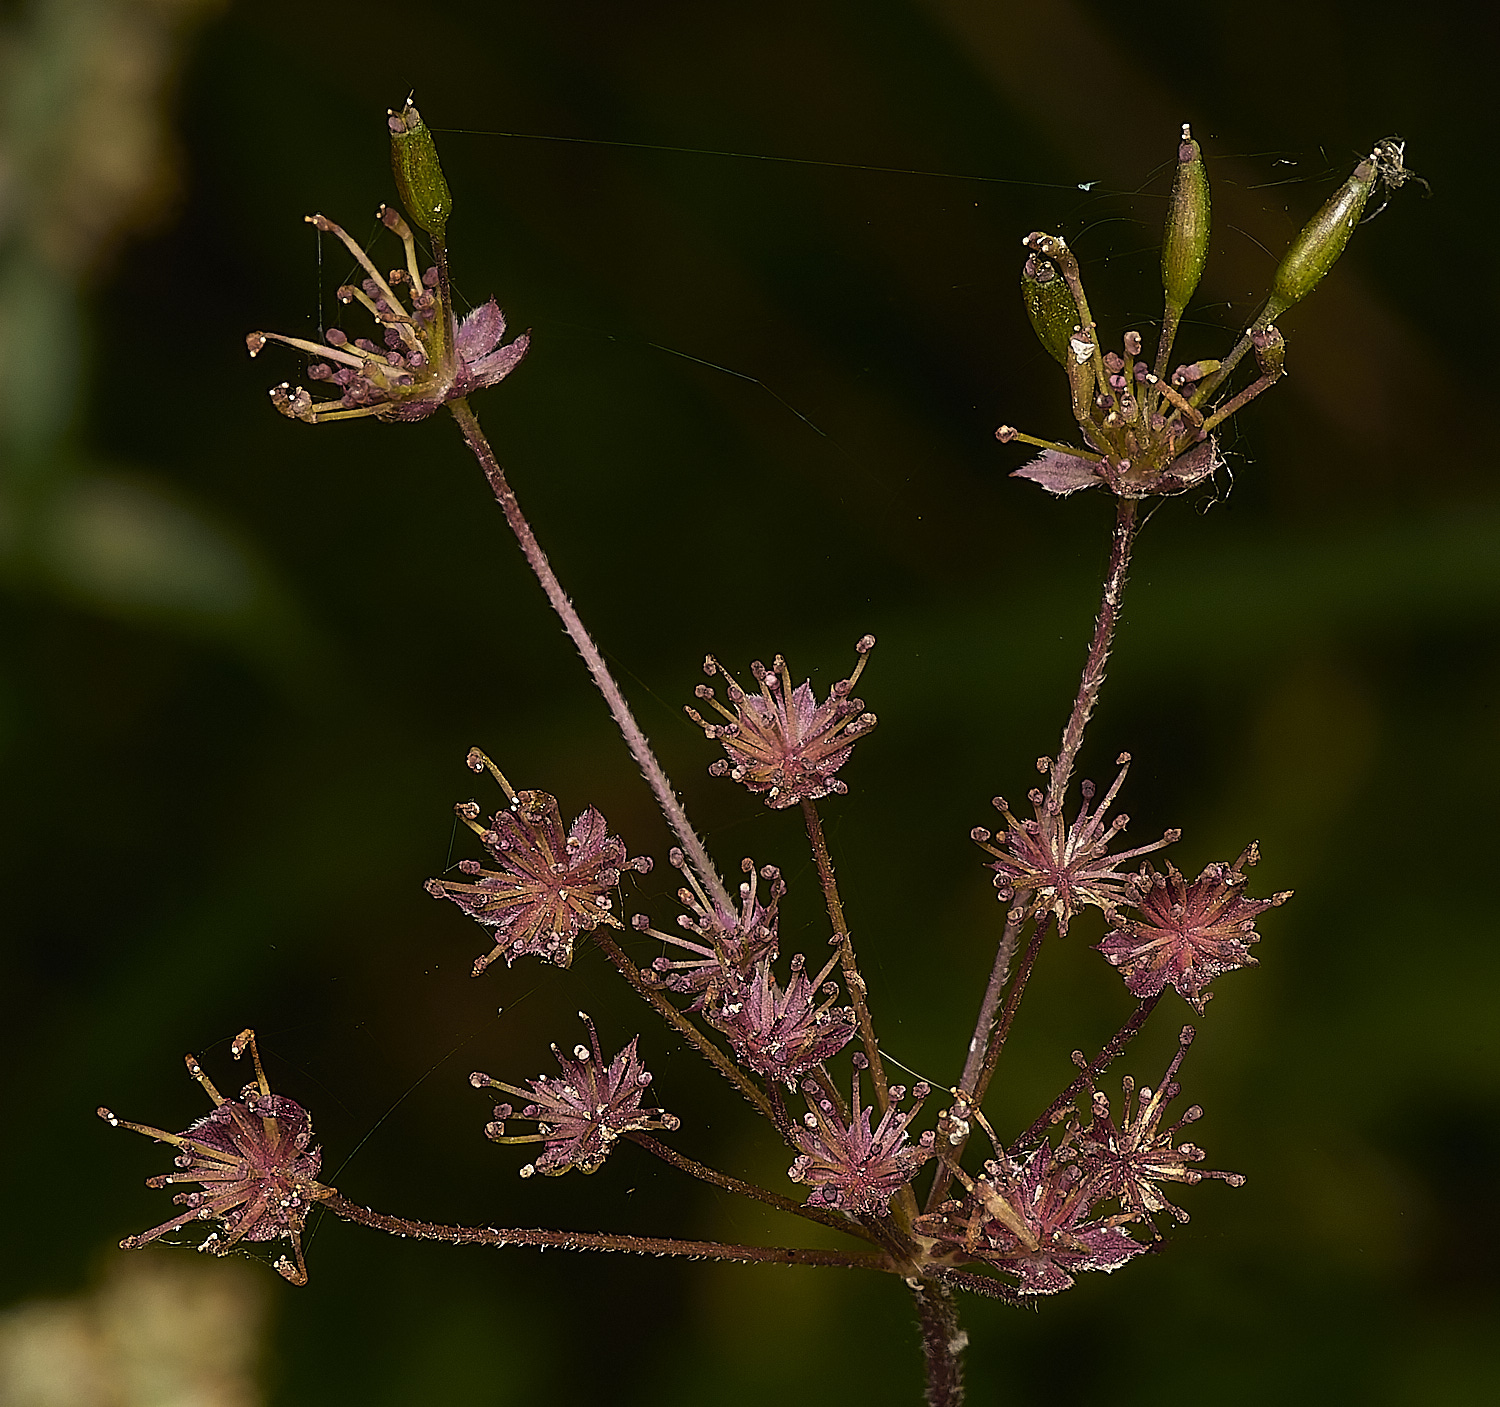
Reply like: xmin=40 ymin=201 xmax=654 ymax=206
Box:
xmin=4 ymin=0 xmax=1494 ymax=1402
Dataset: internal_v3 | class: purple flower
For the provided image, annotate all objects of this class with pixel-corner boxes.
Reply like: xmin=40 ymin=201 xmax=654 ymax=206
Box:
xmin=426 ymin=750 xmax=652 ymax=975
xmin=686 ymin=638 xmax=877 ymax=808
xmin=470 ymin=1017 xmax=678 ymax=1177
xmin=973 ymin=752 xmax=1179 ymax=933
xmin=706 ymin=953 xmax=856 ymax=1088
xmin=247 ymin=207 xmax=528 ymax=423
xmin=99 ymin=1030 xmax=333 ymax=1285
xmin=1063 ymin=1025 xmax=1244 ymax=1227
xmin=788 ymin=1060 xmax=935 ymax=1216
xmin=1096 ymin=842 xmax=1290 ymax=1010
xmin=915 ymin=1147 xmax=1145 ymax=1296
xmin=634 ymin=851 xmax=782 ymax=1007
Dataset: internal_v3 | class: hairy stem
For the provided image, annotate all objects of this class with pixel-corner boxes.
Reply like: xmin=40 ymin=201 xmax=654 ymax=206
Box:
xmin=1008 ymin=992 xmax=1162 ymax=1154
xmin=1046 ymin=496 xmax=1139 ymax=813
xmin=449 ymin=397 xmax=731 ymax=914
xmin=323 ymin=1193 xmax=892 ymax=1272
xmin=954 ymin=904 xmax=1025 ymax=1102
xmin=626 ymin=1131 xmax=872 ymax=1241
xmin=925 ymin=917 xmax=1051 ymax=1211
xmin=802 ymin=799 xmax=891 ymax=1115
xmin=911 ymin=1278 xmax=967 ymax=1407
xmin=591 ymin=929 xmax=781 ymax=1128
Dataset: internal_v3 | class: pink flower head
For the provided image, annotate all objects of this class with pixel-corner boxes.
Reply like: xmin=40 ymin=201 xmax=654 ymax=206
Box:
xmin=1063 ymin=1025 xmax=1244 ymax=1227
xmin=788 ymin=1058 xmax=935 ymax=1216
xmin=1095 ymin=841 xmax=1291 ymax=1011
xmin=973 ymin=753 xmax=1179 ymax=933
xmin=915 ymin=1146 xmax=1145 ymax=1296
xmin=634 ymin=851 xmax=782 ymax=1007
xmin=686 ymin=637 xmax=877 ymax=808
xmin=706 ymin=953 xmax=856 ymax=1088
xmin=470 ymin=1016 xmax=678 ymax=1177
xmin=426 ymin=749 xmax=652 ymax=975
xmin=247 ymin=206 xmax=528 ymax=424
xmin=98 ymin=1030 xmax=333 ymax=1285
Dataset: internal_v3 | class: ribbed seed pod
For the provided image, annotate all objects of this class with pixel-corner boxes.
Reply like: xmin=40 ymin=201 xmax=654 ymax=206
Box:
xmin=1161 ymin=125 xmax=1210 ymax=318
xmin=389 ymin=101 xmax=452 ymax=235
xmin=1022 ymin=254 xmax=1077 ymax=366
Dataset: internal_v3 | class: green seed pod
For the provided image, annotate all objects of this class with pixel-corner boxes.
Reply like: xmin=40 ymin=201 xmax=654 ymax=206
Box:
xmin=1022 ymin=254 xmax=1076 ymax=366
xmin=389 ymin=100 xmax=452 ymax=235
xmin=1162 ymin=124 xmax=1210 ymax=317
xmin=1266 ymin=151 xmax=1377 ymax=315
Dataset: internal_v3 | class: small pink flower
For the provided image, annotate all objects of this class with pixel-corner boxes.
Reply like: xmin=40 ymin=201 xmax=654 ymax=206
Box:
xmin=789 ymin=1059 xmax=935 ymax=1216
xmin=1096 ymin=842 xmax=1290 ymax=1010
xmin=686 ymin=637 xmax=876 ymax=808
xmin=706 ymin=953 xmax=856 ymax=1089
xmin=470 ymin=1016 xmax=678 ymax=1177
xmin=1063 ymin=1025 xmax=1245 ymax=1227
xmin=634 ymin=851 xmax=782 ymax=1007
xmin=99 ymin=1031 xmax=333 ymax=1285
xmin=974 ymin=752 xmax=1178 ymax=933
xmin=427 ymin=750 xmax=652 ymax=975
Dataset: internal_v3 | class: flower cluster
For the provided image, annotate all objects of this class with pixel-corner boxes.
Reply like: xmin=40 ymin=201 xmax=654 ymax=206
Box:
xmin=916 ymin=1145 xmax=1145 ymax=1296
xmin=471 ymin=1016 xmax=678 ymax=1177
xmin=1000 ymin=133 xmax=1416 ymax=501
xmin=247 ymin=202 xmax=527 ymax=424
xmin=426 ymin=749 xmax=651 ymax=974
xmin=1096 ymin=842 xmax=1291 ymax=1011
xmin=634 ymin=851 xmax=782 ymax=1006
xmin=99 ymin=1031 xmax=332 ymax=1285
xmin=686 ymin=638 xmax=877 ymax=808
xmin=788 ymin=1058 xmax=935 ymax=1216
xmin=973 ymin=753 xmax=1178 ymax=933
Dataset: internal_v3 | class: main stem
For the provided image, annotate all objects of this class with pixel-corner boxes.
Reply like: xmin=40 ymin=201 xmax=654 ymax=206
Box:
xmin=802 ymin=799 xmax=891 ymax=1115
xmin=1046 ymin=496 xmax=1139 ymax=813
xmin=911 ymin=1278 xmax=967 ymax=1407
xmin=449 ymin=397 xmax=732 ymax=915
xmin=323 ymin=1193 xmax=891 ymax=1272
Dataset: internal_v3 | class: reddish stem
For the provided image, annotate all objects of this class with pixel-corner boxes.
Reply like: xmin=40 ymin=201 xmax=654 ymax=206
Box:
xmin=591 ymin=929 xmax=780 ymax=1128
xmin=802 ymin=799 xmax=890 ymax=1115
xmin=1046 ymin=496 xmax=1139 ymax=813
xmin=911 ymin=1278 xmax=967 ymax=1407
xmin=626 ymin=1131 xmax=872 ymax=1241
xmin=1008 ymin=992 xmax=1162 ymax=1154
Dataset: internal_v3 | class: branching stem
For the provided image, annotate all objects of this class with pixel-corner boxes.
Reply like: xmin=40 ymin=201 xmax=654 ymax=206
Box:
xmin=323 ymin=1193 xmax=892 ymax=1272
xmin=1008 ymin=992 xmax=1162 ymax=1154
xmin=625 ymin=1131 xmax=872 ymax=1241
xmin=449 ymin=397 xmax=731 ymax=915
xmin=590 ymin=929 xmax=781 ymax=1128
xmin=802 ymin=799 xmax=891 ymax=1115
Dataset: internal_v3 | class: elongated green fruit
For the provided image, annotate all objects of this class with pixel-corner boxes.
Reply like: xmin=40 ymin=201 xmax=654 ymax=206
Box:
xmin=389 ymin=100 xmax=452 ymax=235
xmin=1162 ymin=124 xmax=1210 ymax=317
xmin=1264 ymin=150 xmax=1377 ymax=319
xmin=1022 ymin=254 xmax=1076 ymax=366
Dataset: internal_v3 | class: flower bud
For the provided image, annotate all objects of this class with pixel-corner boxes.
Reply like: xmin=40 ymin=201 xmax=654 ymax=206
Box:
xmin=1161 ymin=125 xmax=1210 ymax=317
xmin=389 ymin=100 xmax=452 ymax=235
xmin=1022 ymin=254 xmax=1076 ymax=366
xmin=1265 ymin=150 xmax=1377 ymax=317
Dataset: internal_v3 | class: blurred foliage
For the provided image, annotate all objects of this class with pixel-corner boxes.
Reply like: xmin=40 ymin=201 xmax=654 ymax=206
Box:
xmin=2 ymin=0 xmax=1494 ymax=1404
